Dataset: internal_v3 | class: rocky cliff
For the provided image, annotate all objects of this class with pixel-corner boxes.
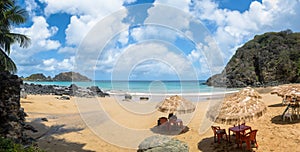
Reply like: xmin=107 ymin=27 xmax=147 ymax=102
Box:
xmin=22 ymin=73 xmax=50 ymax=81
xmin=23 ymin=71 xmax=91 ymax=82
xmin=53 ymin=72 xmax=91 ymax=81
xmin=206 ymin=30 xmax=300 ymax=88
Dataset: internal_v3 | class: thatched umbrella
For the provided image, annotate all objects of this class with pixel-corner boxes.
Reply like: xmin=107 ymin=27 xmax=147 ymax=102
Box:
xmin=156 ymin=95 xmax=196 ymax=114
xmin=271 ymin=84 xmax=300 ymax=97
xmin=291 ymin=92 xmax=300 ymax=98
xmin=271 ymin=84 xmax=300 ymax=104
xmin=206 ymin=87 xmax=267 ymax=125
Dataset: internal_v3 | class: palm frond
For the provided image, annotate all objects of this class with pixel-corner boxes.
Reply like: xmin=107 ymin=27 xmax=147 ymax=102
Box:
xmin=0 ymin=48 xmax=16 ymax=73
xmin=7 ymin=32 xmax=31 ymax=48
xmin=0 ymin=0 xmax=30 ymax=73
xmin=0 ymin=31 xmax=30 ymax=55
xmin=5 ymin=5 xmax=28 ymax=26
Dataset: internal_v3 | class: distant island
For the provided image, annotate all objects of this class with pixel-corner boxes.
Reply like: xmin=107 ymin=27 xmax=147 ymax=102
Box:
xmin=23 ymin=71 xmax=91 ymax=81
xmin=206 ymin=29 xmax=300 ymax=88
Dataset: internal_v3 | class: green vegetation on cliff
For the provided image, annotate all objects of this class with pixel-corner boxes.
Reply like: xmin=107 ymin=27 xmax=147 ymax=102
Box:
xmin=206 ymin=30 xmax=300 ymax=88
xmin=23 ymin=71 xmax=91 ymax=81
xmin=53 ymin=71 xmax=91 ymax=81
xmin=22 ymin=73 xmax=49 ymax=81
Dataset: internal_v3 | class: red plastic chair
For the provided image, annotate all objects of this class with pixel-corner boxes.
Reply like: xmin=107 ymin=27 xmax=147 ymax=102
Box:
xmin=211 ymin=126 xmax=228 ymax=143
xmin=239 ymin=130 xmax=258 ymax=150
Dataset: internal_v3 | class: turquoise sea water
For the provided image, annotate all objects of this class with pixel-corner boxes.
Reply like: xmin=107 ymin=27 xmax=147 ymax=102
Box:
xmin=24 ymin=80 xmax=236 ymax=95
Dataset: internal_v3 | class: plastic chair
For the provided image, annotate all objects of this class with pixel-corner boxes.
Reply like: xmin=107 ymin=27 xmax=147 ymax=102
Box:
xmin=211 ymin=126 xmax=228 ymax=143
xmin=283 ymin=107 xmax=293 ymax=122
xmin=292 ymin=100 xmax=300 ymax=119
xmin=239 ymin=130 xmax=258 ymax=150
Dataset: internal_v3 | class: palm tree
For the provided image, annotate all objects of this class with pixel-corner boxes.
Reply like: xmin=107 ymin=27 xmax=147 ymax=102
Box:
xmin=0 ymin=0 xmax=30 ymax=73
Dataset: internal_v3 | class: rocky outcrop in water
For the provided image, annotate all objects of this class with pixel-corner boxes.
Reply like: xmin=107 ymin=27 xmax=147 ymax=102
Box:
xmin=206 ymin=30 xmax=300 ymax=88
xmin=22 ymin=83 xmax=109 ymax=97
xmin=53 ymin=72 xmax=91 ymax=81
xmin=22 ymin=73 xmax=50 ymax=81
xmin=23 ymin=71 xmax=91 ymax=82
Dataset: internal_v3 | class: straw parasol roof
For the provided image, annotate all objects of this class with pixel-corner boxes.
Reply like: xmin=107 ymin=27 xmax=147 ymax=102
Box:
xmin=270 ymin=84 xmax=300 ymax=97
xmin=156 ymin=95 xmax=196 ymax=114
xmin=206 ymin=87 xmax=267 ymax=125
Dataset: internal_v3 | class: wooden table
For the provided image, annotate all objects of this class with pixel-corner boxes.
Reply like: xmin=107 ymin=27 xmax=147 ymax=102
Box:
xmin=228 ymin=125 xmax=251 ymax=143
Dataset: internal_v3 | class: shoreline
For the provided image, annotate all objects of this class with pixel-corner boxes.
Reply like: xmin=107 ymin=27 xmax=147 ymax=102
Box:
xmin=109 ymin=90 xmax=239 ymax=96
xmin=22 ymin=81 xmax=239 ymax=97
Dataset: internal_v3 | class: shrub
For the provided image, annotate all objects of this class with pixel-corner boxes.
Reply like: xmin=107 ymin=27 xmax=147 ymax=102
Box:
xmin=0 ymin=137 xmax=44 ymax=152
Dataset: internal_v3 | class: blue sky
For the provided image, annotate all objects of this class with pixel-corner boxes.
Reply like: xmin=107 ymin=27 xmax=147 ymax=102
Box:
xmin=11 ymin=0 xmax=300 ymax=80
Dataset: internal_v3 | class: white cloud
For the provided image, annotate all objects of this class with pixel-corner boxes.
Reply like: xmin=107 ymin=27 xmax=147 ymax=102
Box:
xmin=96 ymin=47 xmax=123 ymax=73
xmin=130 ymin=26 xmax=178 ymax=42
xmin=191 ymin=0 xmax=222 ymax=23
xmin=16 ymin=56 xmax=75 ymax=77
xmin=42 ymin=57 xmax=75 ymax=71
xmin=72 ymin=9 xmax=130 ymax=77
xmin=14 ymin=0 xmax=300 ymax=80
xmin=117 ymin=30 xmax=129 ymax=46
xmin=39 ymin=0 xmax=124 ymax=17
xmin=58 ymin=46 xmax=77 ymax=54
xmin=188 ymin=49 xmax=201 ymax=62
xmin=14 ymin=16 xmax=60 ymax=50
xmin=12 ymin=16 xmax=60 ymax=60
xmin=43 ymin=58 xmax=55 ymax=65
xmin=25 ymin=0 xmax=39 ymax=16
xmin=14 ymin=0 xmax=128 ymax=77
xmin=38 ymin=0 xmax=127 ymax=47
xmin=65 ymin=15 xmax=98 ymax=45
xmin=107 ymin=42 xmax=197 ymax=80
xmin=187 ymin=35 xmax=224 ymax=77
xmin=124 ymin=0 xmax=137 ymax=4
xmin=145 ymin=4 xmax=191 ymax=31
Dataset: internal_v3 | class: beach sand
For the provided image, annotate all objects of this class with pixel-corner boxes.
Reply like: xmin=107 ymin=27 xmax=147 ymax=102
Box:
xmin=21 ymin=90 xmax=300 ymax=152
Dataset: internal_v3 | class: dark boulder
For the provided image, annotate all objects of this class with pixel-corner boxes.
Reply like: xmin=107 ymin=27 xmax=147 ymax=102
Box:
xmin=88 ymin=86 xmax=109 ymax=97
xmin=23 ymin=83 xmax=110 ymax=97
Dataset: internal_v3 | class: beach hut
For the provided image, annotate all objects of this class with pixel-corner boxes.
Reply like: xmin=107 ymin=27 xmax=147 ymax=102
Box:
xmin=206 ymin=87 xmax=267 ymax=125
xmin=156 ymin=95 xmax=196 ymax=114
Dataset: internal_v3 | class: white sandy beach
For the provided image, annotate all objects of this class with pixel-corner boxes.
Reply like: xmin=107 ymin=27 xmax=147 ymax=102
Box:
xmin=21 ymin=89 xmax=300 ymax=152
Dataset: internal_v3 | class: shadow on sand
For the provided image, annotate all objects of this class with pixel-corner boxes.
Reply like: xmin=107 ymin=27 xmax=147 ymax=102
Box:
xmin=24 ymin=118 xmax=94 ymax=152
xmin=271 ymin=115 xmax=300 ymax=125
xmin=268 ymin=103 xmax=285 ymax=107
xmin=197 ymin=136 xmax=257 ymax=152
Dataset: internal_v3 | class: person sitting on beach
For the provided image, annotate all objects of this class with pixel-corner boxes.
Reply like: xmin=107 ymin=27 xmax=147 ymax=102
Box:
xmin=168 ymin=113 xmax=176 ymax=120
xmin=168 ymin=113 xmax=183 ymax=129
